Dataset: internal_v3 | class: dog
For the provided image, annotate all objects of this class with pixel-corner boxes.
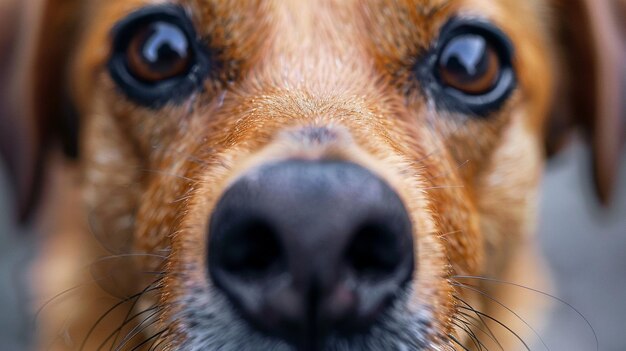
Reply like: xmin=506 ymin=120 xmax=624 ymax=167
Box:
xmin=0 ymin=0 xmax=624 ymax=350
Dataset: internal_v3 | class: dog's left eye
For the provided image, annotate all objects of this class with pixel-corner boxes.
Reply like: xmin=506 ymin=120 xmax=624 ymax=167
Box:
xmin=125 ymin=21 xmax=192 ymax=83
xmin=109 ymin=5 xmax=213 ymax=107
xmin=437 ymin=34 xmax=500 ymax=95
xmin=416 ymin=19 xmax=516 ymax=116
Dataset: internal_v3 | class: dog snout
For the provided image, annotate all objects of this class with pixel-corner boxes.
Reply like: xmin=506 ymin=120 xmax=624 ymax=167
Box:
xmin=208 ymin=160 xmax=414 ymax=344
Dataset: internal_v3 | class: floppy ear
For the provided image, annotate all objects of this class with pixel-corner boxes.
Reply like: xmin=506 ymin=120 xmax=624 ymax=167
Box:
xmin=546 ymin=0 xmax=625 ymax=205
xmin=0 ymin=0 xmax=80 ymax=223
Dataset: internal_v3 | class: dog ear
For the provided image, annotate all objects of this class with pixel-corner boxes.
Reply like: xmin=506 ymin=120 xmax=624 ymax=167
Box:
xmin=0 ymin=0 xmax=80 ymax=223
xmin=546 ymin=0 xmax=625 ymax=205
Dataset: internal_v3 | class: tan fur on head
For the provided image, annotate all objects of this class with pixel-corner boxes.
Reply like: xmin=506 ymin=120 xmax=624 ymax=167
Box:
xmin=0 ymin=0 xmax=623 ymax=350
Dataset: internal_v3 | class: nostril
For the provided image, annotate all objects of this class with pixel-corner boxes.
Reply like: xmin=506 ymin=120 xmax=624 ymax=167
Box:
xmin=345 ymin=222 xmax=403 ymax=281
xmin=217 ymin=219 xmax=286 ymax=280
xmin=208 ymin=160 xmax=416 ymax=342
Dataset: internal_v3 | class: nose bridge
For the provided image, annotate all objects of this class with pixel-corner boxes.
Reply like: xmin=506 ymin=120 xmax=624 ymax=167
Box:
xmin=255 ymin=0 xmax=372 ymax=97
xmin=224 ymin=1 xmax=385 ymax=155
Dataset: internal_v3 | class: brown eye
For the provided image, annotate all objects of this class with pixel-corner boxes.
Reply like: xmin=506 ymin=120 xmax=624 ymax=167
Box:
xmin=109 ymin=5 xmax=214 ymax=107
xmin=126 ymin=21 xmax=192 ymax=83
xmin=415 ymin=19 xmax=516 ymax=116
xmin=438 ymin=34 xmax=500 ymax=95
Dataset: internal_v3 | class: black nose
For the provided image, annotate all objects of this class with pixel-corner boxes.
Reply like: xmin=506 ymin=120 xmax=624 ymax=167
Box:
xmin=208 ymin=160 xmax=414 ymax=345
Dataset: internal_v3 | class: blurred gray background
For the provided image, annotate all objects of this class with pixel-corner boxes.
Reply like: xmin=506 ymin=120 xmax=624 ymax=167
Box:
xmin=1 ymin=141 xmax=625 ymax=351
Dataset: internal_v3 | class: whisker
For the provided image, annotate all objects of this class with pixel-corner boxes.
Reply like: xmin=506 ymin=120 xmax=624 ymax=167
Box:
xmin=98 ymin=281 xmax=165 ymax=351
xmin=97 ymin=305 xmax=161 ymax=351
xmin=35 ymin=266 xmax=164 ymax=329
xmin=148 ymin=333 xmax=168 ymax=351
xmin=80 ymin=283 xmax=162 ymax=351
xmin=451 ymin=319 xmax=485 ymax=351
xmin=35 ymin=284 xmax=87 ymax=325
xmin=130 ymin=329 xmax=167 ymax=351
xmin=113 ymin=311 xmax=161 ymax=351
xmin=454 ymin=296 xmax=503 ymax=351
xmin=449 ymin=334 xmax=472 ymax=351
xmin=456 ymin=310 xmax=503 ymax=351
xmin=457 ymin=305 xmax=531 ymax=351
xmin=36 ymin=274 xmax=152 ymax=326
xmin=453 ymin=275 xmax=599 ymax=351
xmin=452 ymin=281 xmax=549 ymax=351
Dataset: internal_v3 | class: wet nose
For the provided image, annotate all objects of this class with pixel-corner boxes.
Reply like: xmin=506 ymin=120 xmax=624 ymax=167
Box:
xmin=208 ymin=160 xmax=414 ymax=344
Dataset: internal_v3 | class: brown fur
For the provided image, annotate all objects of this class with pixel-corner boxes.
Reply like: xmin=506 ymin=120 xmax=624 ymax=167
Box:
xmin=0 ymin=0 xmax=624 ymax=350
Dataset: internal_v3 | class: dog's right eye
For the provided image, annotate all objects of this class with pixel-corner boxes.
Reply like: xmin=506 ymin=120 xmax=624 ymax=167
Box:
xmin=109 ymin=5 xmax=214 ymax=107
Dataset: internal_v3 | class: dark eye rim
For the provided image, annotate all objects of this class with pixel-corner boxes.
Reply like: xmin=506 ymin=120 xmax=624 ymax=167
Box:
xmin=415 ymin=18 xmax=517 ymax=117
xmin=108 ymin=5 xmax=215 ymax=108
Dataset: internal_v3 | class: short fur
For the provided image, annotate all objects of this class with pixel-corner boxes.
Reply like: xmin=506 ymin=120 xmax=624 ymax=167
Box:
xmin=0 ymin=0 xmax=624 ymax=350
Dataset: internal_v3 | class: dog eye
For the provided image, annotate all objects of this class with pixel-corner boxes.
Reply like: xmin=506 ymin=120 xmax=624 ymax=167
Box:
xmin=126 ymin=22 xmax=192 ymax=83
xmin=417 ymin=19 xmax=516 ymax=116
xmin=109 ymin=5 xmax=213 ymax=107
xmin=438 ymin=34 xmax=500 ymax=95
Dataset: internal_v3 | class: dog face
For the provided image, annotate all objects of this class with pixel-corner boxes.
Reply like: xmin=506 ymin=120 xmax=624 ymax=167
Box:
xmin=1 ymin=0 xmax=623 ymax=350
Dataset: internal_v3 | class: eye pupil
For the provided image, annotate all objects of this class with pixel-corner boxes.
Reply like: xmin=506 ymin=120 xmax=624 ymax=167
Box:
xmin=441 ymin=35 xmax=487 ymax=78
xmin=438 ymin=34 xmax=500 ymax=95
xmin=127 ymin=21 xmax=192 ymax=83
